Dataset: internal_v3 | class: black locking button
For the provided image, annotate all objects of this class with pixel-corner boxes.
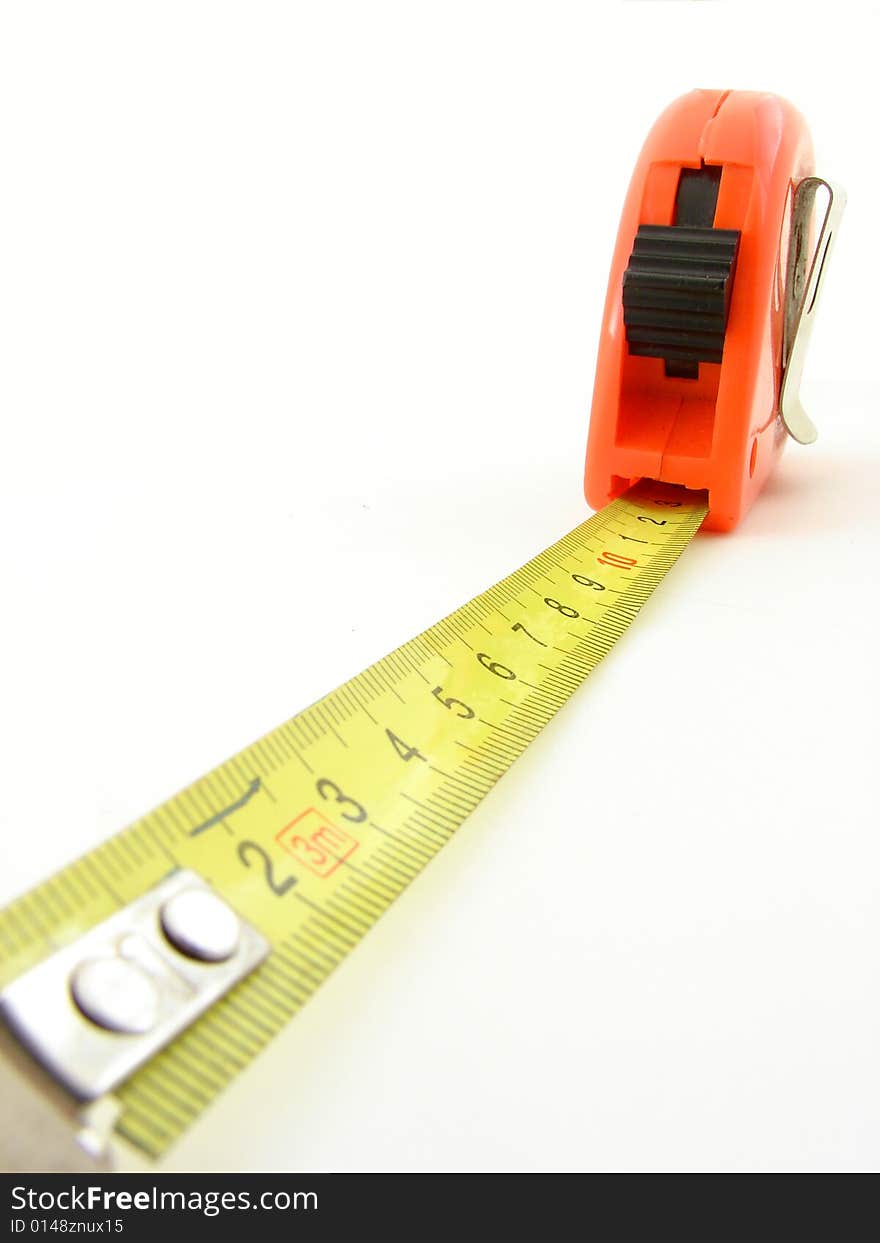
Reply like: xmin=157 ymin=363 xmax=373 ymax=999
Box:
xmin=622 ymin=164 xmax=740 ymax=379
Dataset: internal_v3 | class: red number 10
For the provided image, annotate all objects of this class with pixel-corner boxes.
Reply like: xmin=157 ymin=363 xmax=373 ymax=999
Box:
xmin=598 ymin=551 xmax=637 ymax=568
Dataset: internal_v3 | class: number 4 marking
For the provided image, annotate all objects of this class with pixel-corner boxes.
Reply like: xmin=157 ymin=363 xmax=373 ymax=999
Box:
xmin=385 ymin=728 xmax=427 ymax=763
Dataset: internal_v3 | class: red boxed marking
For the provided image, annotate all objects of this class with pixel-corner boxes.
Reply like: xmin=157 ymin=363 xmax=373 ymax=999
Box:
xmin=275 ymin=808 xmax=359 ymax=879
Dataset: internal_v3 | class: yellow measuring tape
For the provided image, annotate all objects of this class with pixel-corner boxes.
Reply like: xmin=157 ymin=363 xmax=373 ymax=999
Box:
xmin=0 ymin=481 xmax=706 ymax=1158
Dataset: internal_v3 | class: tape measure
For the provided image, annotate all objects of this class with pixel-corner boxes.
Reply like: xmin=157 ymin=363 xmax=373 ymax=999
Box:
xmin=0 ymin=89 xmax=843 ymax=1169
xmin=0 ymin=482 xmax=705 ymax=1158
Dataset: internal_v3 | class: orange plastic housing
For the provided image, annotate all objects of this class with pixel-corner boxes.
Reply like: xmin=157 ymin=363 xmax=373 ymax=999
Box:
xmin=584 ymin=90 xmax=814 ymax=531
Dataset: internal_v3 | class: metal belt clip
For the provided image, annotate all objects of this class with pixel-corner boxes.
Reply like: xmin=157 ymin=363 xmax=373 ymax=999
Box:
xmin=780 ymin=176 xmax=846 ymax=445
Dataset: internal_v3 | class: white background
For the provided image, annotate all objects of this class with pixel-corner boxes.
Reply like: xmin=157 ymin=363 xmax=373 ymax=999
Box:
xmin=1 ymin=1 xmax=878 ymax=1172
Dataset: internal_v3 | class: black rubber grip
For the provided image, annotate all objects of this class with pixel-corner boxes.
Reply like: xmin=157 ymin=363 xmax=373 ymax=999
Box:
xmin=622 ymin=224 xmax=740 ymax=375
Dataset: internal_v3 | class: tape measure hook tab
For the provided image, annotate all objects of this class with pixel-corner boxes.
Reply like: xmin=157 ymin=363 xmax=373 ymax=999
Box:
xmin=780 ymin=176 xmax=846 ymax=445
xmin=0 ymin=870 xmax=269 ymax=1100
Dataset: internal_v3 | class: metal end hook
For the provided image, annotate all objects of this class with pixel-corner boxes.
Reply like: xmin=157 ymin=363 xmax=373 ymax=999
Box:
xmin=779 ymin=176 xmax=846 ymax=445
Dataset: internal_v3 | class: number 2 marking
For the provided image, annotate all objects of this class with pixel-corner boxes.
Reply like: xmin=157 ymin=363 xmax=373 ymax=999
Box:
xmin=237 ymin=840 xmax=297 ymax=896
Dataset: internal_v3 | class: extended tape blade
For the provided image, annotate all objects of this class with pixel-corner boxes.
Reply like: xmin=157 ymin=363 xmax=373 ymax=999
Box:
xmin=0 ymin=482 xmax=707 ymax=1160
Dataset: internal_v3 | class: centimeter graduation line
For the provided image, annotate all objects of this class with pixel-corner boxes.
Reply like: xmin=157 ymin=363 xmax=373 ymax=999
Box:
xmin=0 ymin=481 xmax=707 ymax=1158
